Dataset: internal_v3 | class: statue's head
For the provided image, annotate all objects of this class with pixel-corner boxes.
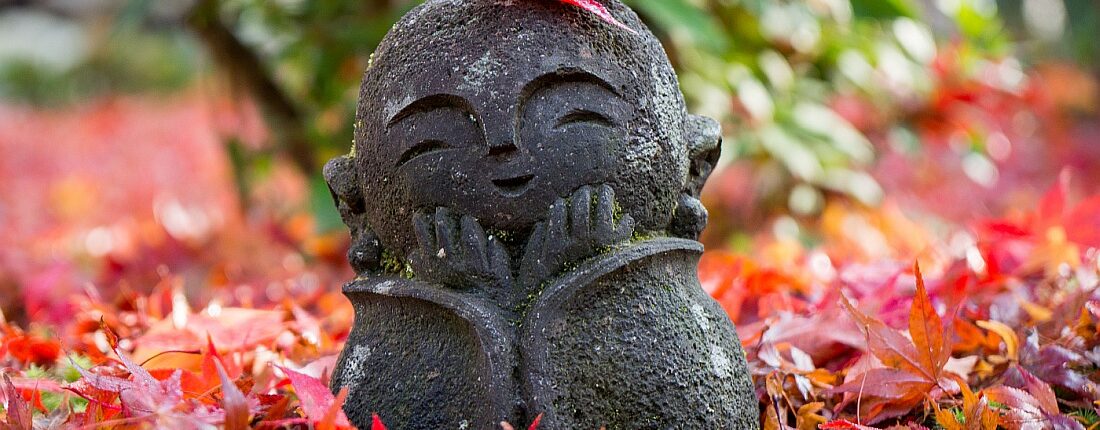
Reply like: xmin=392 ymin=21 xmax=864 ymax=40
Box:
xmin=326 ymin=0 xmax=721 ymax=272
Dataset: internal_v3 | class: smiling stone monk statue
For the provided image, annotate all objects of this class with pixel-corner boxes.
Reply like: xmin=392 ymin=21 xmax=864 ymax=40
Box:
xmin=323 ymin=0 xmax=760 ymax=428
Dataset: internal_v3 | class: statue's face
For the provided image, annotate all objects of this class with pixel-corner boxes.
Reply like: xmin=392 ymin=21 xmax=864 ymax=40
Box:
xmin=354 ymin=10 xmax=689 ymax=256
xmin=379 ymin=68 xmax=632 ymax=229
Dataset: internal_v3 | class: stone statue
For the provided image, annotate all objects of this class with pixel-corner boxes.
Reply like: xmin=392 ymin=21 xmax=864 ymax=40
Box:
xmin=323 ymin=0 xmax=759 ymax=428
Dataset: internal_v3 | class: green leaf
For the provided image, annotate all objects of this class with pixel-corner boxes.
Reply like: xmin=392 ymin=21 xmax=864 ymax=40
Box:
xmin=59 ymin=355 xmax=95 ymax=383
xmin=310 ymin=174 xmax=344 ymax=233
xmin=850 ymin=0 xmax=918 ymax=19
xmin=624 ymin=0 xmax=729 ymax=53
xmin=1064 ymin=0 xmax=1100 ymax=65
xmin=757 ymin=124 xmax=824 ymax=182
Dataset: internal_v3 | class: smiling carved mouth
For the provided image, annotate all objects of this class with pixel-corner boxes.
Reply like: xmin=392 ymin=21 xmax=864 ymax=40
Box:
xmin=492 ymin=174 xmax=534 ymax=196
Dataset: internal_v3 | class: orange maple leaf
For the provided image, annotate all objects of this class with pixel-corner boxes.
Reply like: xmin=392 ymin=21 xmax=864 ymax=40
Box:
xmin=832 ymin=263 xmax=957 ymax=422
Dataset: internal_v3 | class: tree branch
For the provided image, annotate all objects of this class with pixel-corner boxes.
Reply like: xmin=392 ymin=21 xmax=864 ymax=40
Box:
xmin=187 ymin=0 xmax=317 ymax=175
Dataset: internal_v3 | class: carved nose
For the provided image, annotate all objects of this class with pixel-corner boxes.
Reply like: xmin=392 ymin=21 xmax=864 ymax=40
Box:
xmin=487 ymin=139 xmax=518 ymax=157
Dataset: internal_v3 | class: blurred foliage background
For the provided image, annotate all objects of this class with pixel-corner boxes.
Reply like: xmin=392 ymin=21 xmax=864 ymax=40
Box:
xmin=1 ymin=0 xmax=1098 ymax=322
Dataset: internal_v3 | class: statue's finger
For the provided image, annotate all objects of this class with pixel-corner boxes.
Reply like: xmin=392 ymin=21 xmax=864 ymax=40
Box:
xmin=486 ymin=235 xmax=512 ymax=283
xmin=460 ymin=215 xmax=489 ymax=270
xmin=407 ymin=252 xmax=429 ymax=278
xmin=522 ymin=222 xmax=546 ymax=265
xmin=520 ymin=222 xmax=547 ymax=284
xmin=434 ymin=207 xmax=459 ymax=260
xmin=413 ymin=212 xmax=436 ymax=257
xmin=570 ymin=185 xmax=593 ymax=243
xmin=547 ymin=198 xmax=569 ymax=246
xmin=594 ymin=184 xmax=616 ymax=239
xmin=614 ymin=213 xmax=636 ymax=243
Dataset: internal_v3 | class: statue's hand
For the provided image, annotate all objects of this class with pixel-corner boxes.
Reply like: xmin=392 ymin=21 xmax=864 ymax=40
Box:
xmin=410 ymin=208 xmax=513 ymax=289
xmin=519 ymin=185 xmax=635 ymax=288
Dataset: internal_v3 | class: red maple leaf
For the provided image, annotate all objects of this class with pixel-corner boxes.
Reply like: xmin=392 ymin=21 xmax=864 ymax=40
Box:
xmin=4 ymin=331 xmax=60 ymax=367
xmin=1 ymin=374 xmax=33 ymax=430
xmin=820 ymin=420 xmax=882 ymax=429
xmin=983 ymin=365 xmax=1085 ymax=430
xmin=830 ymin=263 xmax=957 ymax=423
xmin=555 ymin=0 xmax=636 ymax=33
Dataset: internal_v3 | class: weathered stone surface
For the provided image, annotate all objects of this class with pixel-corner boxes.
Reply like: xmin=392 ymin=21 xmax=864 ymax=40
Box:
xmin=522 ymin=238 xmax=758 ymax=428
xmin=325 ymin=0 xmax=759 ymax=427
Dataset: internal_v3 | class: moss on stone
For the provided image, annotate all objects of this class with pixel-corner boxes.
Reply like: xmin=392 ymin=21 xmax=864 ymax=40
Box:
xmin=379 ymin=249 xmax=414 ymax=278
xmin=630 ymin=230 xmax=661 ymax=243
xmin=511 ymin=285 xmax=547 ymax=324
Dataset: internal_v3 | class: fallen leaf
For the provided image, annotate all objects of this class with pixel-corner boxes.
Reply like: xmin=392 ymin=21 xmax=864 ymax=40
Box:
xmin=976 ymin=320 xmax=1018 ymax=361
xmin=1019 ymin=331 xmax=1099 ymax=401
xmin=820 ymin=419 xmax=881 ymax=429
xmin=1 ymin=374 xmax=32 ymax=430
xmin=828 ymin=368 xmax=934 ymax=400
xmin=4 ymin=332 xmax=61 ymax=367
xmin=216 ymin=359 xmax=250 ymax=430
xmin=318 ymin=387 xmax=350 ymax=430
xmin=276 ymin=365 xmax=351 ymax=428
xmin=840 ymin=294 xmax=926 ymax=379
xmin=796 ymin=402 xmax=827 ymax=430
xmin=909 ymin=264 xmax=949 ymax=382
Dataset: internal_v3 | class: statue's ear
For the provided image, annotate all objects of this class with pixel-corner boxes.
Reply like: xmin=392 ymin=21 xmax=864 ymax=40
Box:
xmin=669 ymin=115 xmax=722 ymax=240
xmin=324 ymin=156 xmax=381 ymax=274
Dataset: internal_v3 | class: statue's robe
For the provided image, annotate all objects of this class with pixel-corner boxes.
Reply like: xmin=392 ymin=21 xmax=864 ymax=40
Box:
xmin=331 ymin=238 xmax=757 ymax=429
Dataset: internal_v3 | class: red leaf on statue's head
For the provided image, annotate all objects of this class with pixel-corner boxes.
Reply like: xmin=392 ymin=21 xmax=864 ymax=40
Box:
xmin=555 ymin=0 xmax=636 ymax=33
xmin=499 ymin=414 xmax=543 ymax=430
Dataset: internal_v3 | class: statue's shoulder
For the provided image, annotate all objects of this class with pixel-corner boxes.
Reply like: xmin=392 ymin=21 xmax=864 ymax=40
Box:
xmin=520 ymin=237 xmax=757 ymax=428
xmin=333 ymin=276 xmax=518 ymax=427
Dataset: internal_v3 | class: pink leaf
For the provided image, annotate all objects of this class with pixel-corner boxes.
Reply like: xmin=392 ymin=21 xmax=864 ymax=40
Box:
xmin=276 ymin=365 xmax=351 ymax=428
xmin=1013 ymin=364 xmax=1059 ymax=415
xmin=114 ymin=345 xmax=159 ymax=389
xmin=68 ymin=354 xmax=134 ymax=393
xmin=216 ymin=360 xmax=249 ymax=430
xmin=1 ymin=374 xmax=32 ymax=430
xmin=984 ymin=385 xmax=1046 ymax=429
xmin=826 ymin=368 xmax=934 ymax=400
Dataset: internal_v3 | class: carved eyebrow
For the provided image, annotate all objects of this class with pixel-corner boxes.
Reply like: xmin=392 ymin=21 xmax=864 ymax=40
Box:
xmin=521 ymin=68 xmax=622 ymax=101
xmin=387 ymin=94 xmax=477 ymax=128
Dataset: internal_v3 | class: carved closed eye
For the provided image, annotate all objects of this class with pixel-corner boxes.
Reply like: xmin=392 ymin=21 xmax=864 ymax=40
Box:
xmin=397 ymin=139 xmax=448 ymax=167
xmin=555 ymin=109 xmax=614 ymax=129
